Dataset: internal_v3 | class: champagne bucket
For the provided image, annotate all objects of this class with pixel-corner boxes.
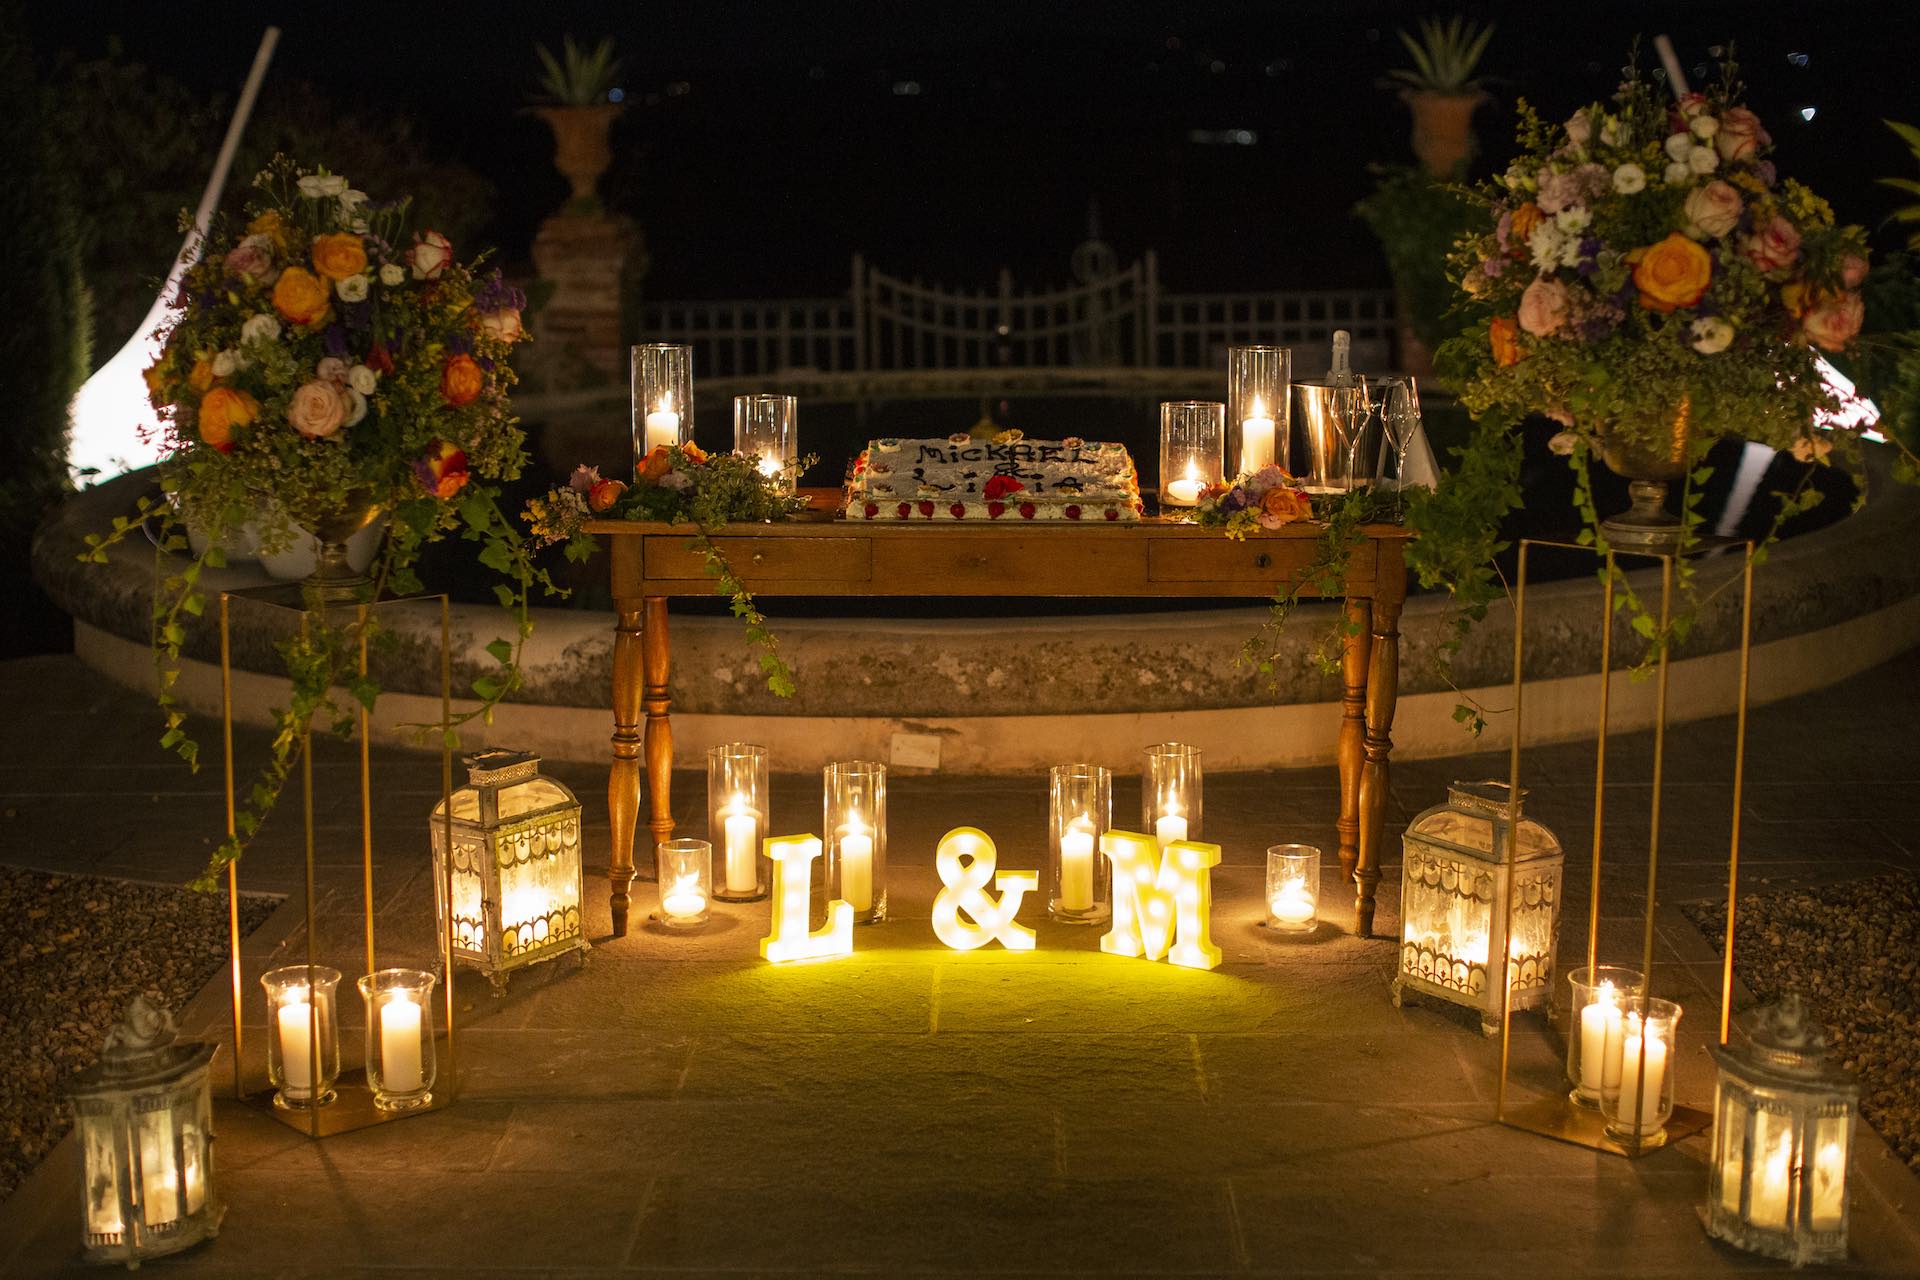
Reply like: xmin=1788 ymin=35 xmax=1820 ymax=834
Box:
xmin=1291 ymin=378 xmax=1388 ymax=492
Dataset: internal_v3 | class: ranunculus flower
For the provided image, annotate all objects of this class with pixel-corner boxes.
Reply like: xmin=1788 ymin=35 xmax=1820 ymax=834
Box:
xmin=1517 ymin=277 xmax=1571 ymax=337
xmin=1687 ymin=145 xmax=1719 ymax=175
xmin=296 ymin=173 xmax=348 ymax=199
xmin=1689 ymin=317 xmax=1735 ymax=354
xmin=271 ymin=266 xmax=331 ymax=326
xmin=289 ymin=380 xmax=347 ymax=439
xmin=1256 ymin=485 xmax=1312 ymax=530
xmin=479 ymin=309 xmax=524 ymax=343
xmin=197 ymin=386 xmax=258 ymax=452
xmin=1682 ymin=180 xmax=1743 ymax=239
xmin=246 ymin=209 xmax=295 ymax=253
xmin=1744 ymin=215 xmax=1803 ymax=275
xmin=408 ymin=229 xmax=453 ymax=280
xmin=316 ymin=357 xmax=348 ymax=385
xmin=310 ymin=232 xmax=367 ymax=282
xmin=1802 ymin=291 xmax=1865 ymax=351
xmin=240 ymin=313 xmax=281 ymax=346
xmin=1612 ymin=163 xmax=1646 ymax=194
xmin=588 ymin=478 xmax=627 ymax=511
xmin=440 ymin=353 xmax=484 ymax=406
xmin=335 ymin=274 xmax=371 ymax=303
xmin=1663 ymin=162 xmax=1691 ymax=187
xmin=638 ymin=445 xmax=674 ymax=484
xmin=224 ymin=234 xmax=276 ymax=284
xmin=211 ymin=349 xmax=243 ymax=377
xmin=379 ymin=263 xmax=407 ymax=287
xmin=1841 ymin=254 xmax=1870 ymax=289
xmin=414 ymin=439 xmax=469 ymax=499
xmin=1632 ymin=232 xmax=1713 ymax=312
xmin=1716 ymin=107 xmax=1770 ymax=163
xmin=347 ymin=364 xmax=378 ymax=395
xmin=1489 ymin=315 xmax=1524 ymax=367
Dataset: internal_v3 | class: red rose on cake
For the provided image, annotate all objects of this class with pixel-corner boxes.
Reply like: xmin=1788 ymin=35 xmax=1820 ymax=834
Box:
xmin=983 ymin=475 xmax=1025 ymax=501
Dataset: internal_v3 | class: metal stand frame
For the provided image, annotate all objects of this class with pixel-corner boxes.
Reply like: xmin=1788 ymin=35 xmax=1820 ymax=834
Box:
xmin=1495 ymin=539 xmax=1755 ymax=1157
xmin=219 ymin=587 xmax=459 ymax=1138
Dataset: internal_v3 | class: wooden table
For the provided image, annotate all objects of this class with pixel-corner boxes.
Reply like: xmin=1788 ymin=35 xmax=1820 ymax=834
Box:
xmin=589 ymin=495 xmax=1410 ymax=939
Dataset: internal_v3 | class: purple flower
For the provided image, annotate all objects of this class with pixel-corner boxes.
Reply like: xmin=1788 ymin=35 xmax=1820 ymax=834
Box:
xmin=1482 ymin=256 xmax=1506 ymax=279
xmin=323 ymin=325 xmax=349 ymax=357
xmin=1220 ymin=487 xmax=1249 ymax=514
xmin=474 ymin=270 xmax=527 ymax=316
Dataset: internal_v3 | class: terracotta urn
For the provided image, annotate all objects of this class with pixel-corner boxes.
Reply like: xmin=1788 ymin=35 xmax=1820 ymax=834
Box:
xmin=1402 ymin=89 xmax=1488 ymax=179
xmin=535 ymin=104 xmax=624 ymax=205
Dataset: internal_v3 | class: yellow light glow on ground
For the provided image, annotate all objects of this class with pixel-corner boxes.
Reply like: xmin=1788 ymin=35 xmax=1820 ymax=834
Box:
xmin=1099 ymin=830 xmax=1222 ymax=971
xmin=930 ymin=827 xmax=1037 ymax=952
xmin=759 ymin=835 xmax=854 ymax=962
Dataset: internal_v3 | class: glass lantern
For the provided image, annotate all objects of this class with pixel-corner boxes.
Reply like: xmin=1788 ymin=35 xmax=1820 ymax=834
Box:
xmin=1392 ymin=781 xmax=1563 ymax=1035
xmin=632 ymin=342 xmax=693 ymax=469
xmin=1265 ymin=844 xmax=1321 ymax=935
xmin=1603 ymin=995 xmax=1683 ymax=1146
xmin=69 ymin=998 xmax=221 ymax=1268
xmin=357 ymin=969 xmax=438 ymax=1111
xmin=1048 ymin=763 xmax=1112 ymax=924
xmin=260 ymin=964 xmax=341 ymax=1110
xmin=709 ymin=743 xmax=770 ymax=902
xmin=656 ymin=838 xmax=714 ymax=929
xmin=1158 ymin=401 xmax=1225 ymax=507
xmin=1566 ymin=965 xmax=1644 ymax=1107
xmin=824 ymin=759 xmax=887 ymax=924
xmin=1704 ymin=996 xmax=1859 ymax=1266
xmin=1142 ymin=743 xmax=1202 ymax=845
xmin=1228 ymin=346 xmax=1291 ymax=477
xmin=734 ymin=394 xmax=799 ymax=493
xmin=429 ymin=749 xmax=588 ymax=995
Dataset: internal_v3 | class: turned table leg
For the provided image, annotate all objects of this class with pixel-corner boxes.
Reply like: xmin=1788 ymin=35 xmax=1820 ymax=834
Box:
xmin=1337 ymin=598 xmax=1372 ymax=894
xmin=642 ymin=595 xmax=675 ymax=857
xmin=1354 ymin=591 xmax=1403 ymax=939
xmin=608 ymin=605 xmax=644 ymax=937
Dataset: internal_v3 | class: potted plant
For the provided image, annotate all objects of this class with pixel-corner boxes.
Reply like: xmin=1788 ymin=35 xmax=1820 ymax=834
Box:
xmin=1385 ymin=17 xmax=1494 ymax=179
xmin=531 ymin=35 xmax=624 ymax=212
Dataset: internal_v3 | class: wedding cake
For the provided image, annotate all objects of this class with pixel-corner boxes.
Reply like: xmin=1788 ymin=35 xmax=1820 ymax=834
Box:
xmin=845 ymin=433 xmax=1142 ymax=521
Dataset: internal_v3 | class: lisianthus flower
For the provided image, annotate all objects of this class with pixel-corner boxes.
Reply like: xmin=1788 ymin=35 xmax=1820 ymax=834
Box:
xmin=335 ymin=274 xmax=371 ymax=303
xmin=347 ymin=365 xmax=377 ymax=395
xmin=379 ymin=263 xmax=407 ymax=287
xmin=297 ymin=173 xmax=348 ymax=199
xmin=1689 ymin=317 xmax=1735 ymax=354
xmin=240 ymin=313 xmax=281 ymax=346
xmin=1612 ymin=163 xmax=1646 ymax=194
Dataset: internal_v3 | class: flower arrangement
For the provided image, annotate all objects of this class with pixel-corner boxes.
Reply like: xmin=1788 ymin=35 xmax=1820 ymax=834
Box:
xmin=1187 ymin=465 xmax=1316 ymax=537
xmin=528 ymin=443 xmax=815 ymax=695
xmin=1441 ymin=56 xmax=1872 ymax=477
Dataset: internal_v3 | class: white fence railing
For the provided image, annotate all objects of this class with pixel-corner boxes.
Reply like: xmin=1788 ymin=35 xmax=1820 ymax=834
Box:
xmin=639 ymin=253 xmax=1394 ymax=380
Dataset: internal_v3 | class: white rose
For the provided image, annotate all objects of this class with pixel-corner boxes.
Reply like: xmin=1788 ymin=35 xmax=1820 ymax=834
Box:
xmin=1690 ymin=115 xmax=1721 ymax=140
xmin=342 ymin=387 xmax=368 ymax=427
xmin=1688 ymin=145 xmax=1720 ymax=175
xmin=338 ymin=188 xmax=368 ymax=214
xmin=1555 ymin=207 xmax=1592 ymax=233
xmin=379 ymin=263 xmax=407 ymax=287
xmin=1664 ymin=133 xmax=1694 ymax=163
xmin=1664 ymin=161 xmax=1692 ymax=187
xmin=1612 ymin=163 xmax=1647 ymax=194
xmin=297 ymin=173 xmax=348 ymax=199
xmin=1599 ymin=117 xmax=1629 ymax=148
xmin=1689 ymin=317 xmax=1735 ymax=354
xmin=348 ymin=364 xmax=378 ymax=395
xmin=240 ymin=313 xmax=281 ymax=345
xmin=211 ymin=349 xmax=243 ymax=377
xmin=335 ymin=274 xmax=371 ymax=303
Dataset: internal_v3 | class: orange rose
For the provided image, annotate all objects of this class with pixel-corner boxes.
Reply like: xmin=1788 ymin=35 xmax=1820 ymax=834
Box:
xmin=309 ymin=232 xmax=367 ymax=282
xmin=439 ymin=353 xmax=484 ymax=406
xmin=1258 ymin=485 xmax=1312 ymax=529
xmin=1489 ymin=315 xmax=1523 ymax=367
xmin=680 ymin=442 xmax=709 ymax=465
xmin=1509 ymin=201 xmax=1543 ymax=243
xmin=588 ymin=478 xmax=628 ymax=511
xmin=639 ymin=445 xmax=673 ymax=484
xmin=247 ymin=210 xmax=296 ymax=255
xmin=187 ymin=355 xmax=216 ymax=393
xmin=197 ymin=386 xmax=258 ymax=452
xmin=271 ymin=266 xmax=331 ymax=326
xmin=1632 ymin=232 xmax=1713 ymax=313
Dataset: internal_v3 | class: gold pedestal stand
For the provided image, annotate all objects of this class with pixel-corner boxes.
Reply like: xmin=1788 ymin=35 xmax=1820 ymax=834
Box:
xmin=1494 ymin=539 xmax=1754 ymax=1158
xmin=218 ymin=586 xmax=459 ymax=1138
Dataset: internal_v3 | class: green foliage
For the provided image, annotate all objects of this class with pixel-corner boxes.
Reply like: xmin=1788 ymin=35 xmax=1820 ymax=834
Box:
xmin=1236 ymin=489 xmax=1401 ymax=687
xmin=532 ymin=35 xmax=623 ymax=106
xmin=1354 ymin=167 xmax=1480 ymax=349
xmin=1880 ymin=120 xmax=1920 ymax=250
xmin=1385 ymin=17 xmax=1494 ymax=94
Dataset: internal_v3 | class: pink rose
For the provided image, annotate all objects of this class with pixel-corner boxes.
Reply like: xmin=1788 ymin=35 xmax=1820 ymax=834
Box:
xmin=408 ymin=229 xmax=453 ymax=280
xmin=1682 ymin=180 xmax=1743 ymax=239
xmin=479 ymin=308 xmax=524 ymax=343
xmin=1744 ymin=215 xmax=1803 ymax=275
xmin=1715 ymin=107 xmax=1770 ymax=164
xmin=288 ymin=380 xmax=347 ymax=439
xmin=1802 ymin=291 xmax=1864 ymax=352
xmin=223 ymin=234 xmax=276 ymax=285
xmin=1563 ymin=110 xmax=1592 ymax=148
xmin=1674 ymin=92 xmax=1710 ymax=120
xmin=1516 ymin=277 xmax=1571 ymax=337
xmin=1841 ymin=254 xmax=1870 ymax=289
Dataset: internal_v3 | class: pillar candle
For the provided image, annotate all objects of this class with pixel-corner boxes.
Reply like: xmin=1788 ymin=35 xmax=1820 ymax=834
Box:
xmin=379 ymin=995 xmax=425 ymax=1093
xmin=839 ymin=820 xmax=874 ymax=913
xmin=1154 ymin=804 xmax=1188 ymax=848
xmin=1616 ymin=1020 xmax=1669 ymax=1135
xmin=1059 ymin=821 xmax=1096 ymax=911
xmin=723 ymin=797 xmax=759 ymax=894
xmin=1811 ymin=1139 xmax=1846 ymax=1230
xmin=644 ymin=404 xmax=681 ymax=452
xmin=276 ymin=994 xmax=314 ymax=1093
xmin=137 ymin=1117 xmax=178 ymax=1226
xmin=1240 ymin=404 xmax=1276 ymax=474
xmin=1578 ymin=984 xmax=1624 ymax=1096
xmin=1751 ymin=1133 xmax=1794 ymax=1231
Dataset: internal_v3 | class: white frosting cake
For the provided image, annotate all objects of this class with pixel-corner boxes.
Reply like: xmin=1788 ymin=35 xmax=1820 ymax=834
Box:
xmin=845 ymin=433 xmax=1142 ymax=521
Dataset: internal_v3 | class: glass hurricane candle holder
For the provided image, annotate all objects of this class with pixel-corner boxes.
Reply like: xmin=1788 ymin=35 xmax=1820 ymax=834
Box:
xmin=1158 ymin=401 xmax=1225 ymax=507
xmin=357 ymin=969 xmax=437 ymax=1111
xmin=656 ymin=839 xmax=713 ymax=929
xmin=824 ymin=760 xmax=887 ymax=924
xmin=1704 ymin=995 xmax=1859 ymax=1266
xmin=1566 ymin=965 xmax=1643 ymax=1107
xmin=708 ymin=743 xmax=770 ymax=902
xmin=1265 ymin=844 xmax=1321 ymax=934
xmin=1228 ymin=346 xmax=1291 ymax=477
xmin=260 ymin=965 xmax=341 ymax=1110
xmin=632 ymin=343 xmax=693 ymax=470
xmin=1048 ymin=764 xmax=1112 ymax=924
xmin=1142 ymin=743 xmax=1202 ymax=845
xmin=734 ymin=394 xmax=799 ymax=493
xmin=1603 ymin=995 xmax=1683 ymax=1146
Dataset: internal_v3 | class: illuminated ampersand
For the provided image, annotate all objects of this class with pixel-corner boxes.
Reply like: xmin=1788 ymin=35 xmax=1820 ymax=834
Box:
xmin=931 ymin=827 xmax=1038 ymax=952
xmin=759 ymin=834 xmax=855 ymax=963
xmin=1100 ymin=830 xmax=1222 ymax=971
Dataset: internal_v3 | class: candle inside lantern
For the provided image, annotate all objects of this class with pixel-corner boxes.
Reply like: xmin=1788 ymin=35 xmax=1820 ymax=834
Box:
xmin=137 ymin=1118 xmax=178 ymax=1226
xmin=379 ymin=994 xmax=425 ymax=1094
xmin=1154 ymin=796 xmax=1188 ymax=847
xmin=1751 ymin=1130 xmax=1794 ymax=1230
xmin=838 ymin=817 xmax=874 ymax=913
xmin=276 ymin=989 xmax=314 ymax=1094
xmin=1578 ymin=981 xmax=1625 ymax=1097
xmin=1240 ymin=397 xmax=1277 ymax=474
xmin=1270 ymin=877 xmax=1314 ymax=925
xmin=1616 ymin=1013 xmax=1670 ymax=1135
xmin=1059 ymin=818 xmax=1096 ymax=912
xmin=722 ymin=795 xmax=759 ymax=895
xmin=661 ymin=873 xmax=708 ymax=923
xmin=1811 ymin=1139 xmax=1846 ymax=1229
xmin=644 ymin=395 xmax=681 ymax=452
xmin=1163 ymin=463 xmax=1205 ymax=507
xmin=757 ymin=455 xmax=781 ymax=478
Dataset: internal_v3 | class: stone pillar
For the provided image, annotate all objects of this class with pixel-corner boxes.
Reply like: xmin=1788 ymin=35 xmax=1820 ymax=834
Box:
xmin=530 ymin=214 xmax=639 ymax=383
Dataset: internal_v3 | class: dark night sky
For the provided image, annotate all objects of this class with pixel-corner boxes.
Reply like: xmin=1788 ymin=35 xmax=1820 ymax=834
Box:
xmin=30 ymin=0 xmax=1920 ymax=298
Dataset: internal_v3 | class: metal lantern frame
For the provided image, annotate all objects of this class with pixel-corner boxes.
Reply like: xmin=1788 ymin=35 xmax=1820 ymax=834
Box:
xmin=219 ymin=588 xmax=459 ymax=1139
xmin=1493 ymin=539 xmax=1758 ymax=1158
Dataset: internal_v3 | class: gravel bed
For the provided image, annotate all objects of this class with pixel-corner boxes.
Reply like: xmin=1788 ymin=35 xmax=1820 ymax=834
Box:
xmin=0 ymin=867 xmax=278 ymax=1202
xmin=1684 ymin=872 xmax=1920 ymax=1174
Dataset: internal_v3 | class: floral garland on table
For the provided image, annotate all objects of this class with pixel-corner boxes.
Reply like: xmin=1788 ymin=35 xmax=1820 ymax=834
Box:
xmin=81 ymin=157 xmax=560 ymax=887
xmin=527 ymin=443 xmax=816 ymax=696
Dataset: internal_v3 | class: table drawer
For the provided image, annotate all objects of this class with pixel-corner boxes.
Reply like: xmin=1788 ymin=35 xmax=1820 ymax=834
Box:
xmin=870 ymin=535 xmax=1148 ymax=595
xmin=642 ymin=536 xmax=872 ymax=583
xmin=1148 ymin=538 xmax=1373 ymax=588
